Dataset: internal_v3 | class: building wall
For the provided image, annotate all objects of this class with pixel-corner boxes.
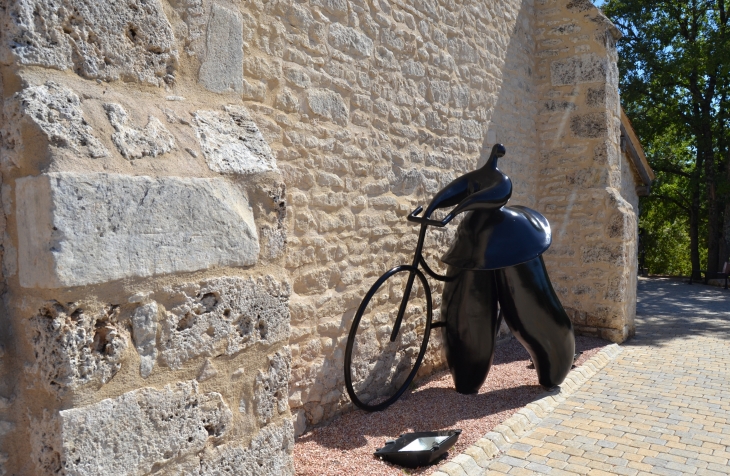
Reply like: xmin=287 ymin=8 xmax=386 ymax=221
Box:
xmin=532 ymin=0 xmax=637 ymax=343
xmin=619 ymin=149 xmax=642 ymax=335
xmin=0 ymin=1 xmax=640 ymax=473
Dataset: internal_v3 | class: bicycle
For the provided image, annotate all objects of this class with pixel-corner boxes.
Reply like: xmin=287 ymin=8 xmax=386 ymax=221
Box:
xmin=343 ymin=206 xmax=457 ymax=412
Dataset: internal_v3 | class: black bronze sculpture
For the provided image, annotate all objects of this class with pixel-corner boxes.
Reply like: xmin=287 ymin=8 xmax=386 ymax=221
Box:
xmin=344 ymin=144 xmax=575 ymax=411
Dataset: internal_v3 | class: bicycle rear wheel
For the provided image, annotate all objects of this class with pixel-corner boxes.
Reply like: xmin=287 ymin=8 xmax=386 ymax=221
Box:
xmin=344 ymin=265 xmax=432 ymax=412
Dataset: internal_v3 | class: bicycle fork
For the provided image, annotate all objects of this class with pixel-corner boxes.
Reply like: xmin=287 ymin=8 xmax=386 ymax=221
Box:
xmin=389 ymin=223 xmax=429 ymax=342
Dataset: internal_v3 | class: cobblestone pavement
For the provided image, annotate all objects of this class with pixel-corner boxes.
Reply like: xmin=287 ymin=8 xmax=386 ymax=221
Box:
xmin=484 ymin=277 xmax=730 ymax=476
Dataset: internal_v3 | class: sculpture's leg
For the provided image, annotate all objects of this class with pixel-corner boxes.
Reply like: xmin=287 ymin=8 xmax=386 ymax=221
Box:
xmin=496 ymin=256 xmax=575 ymax=389
xmin=441 ymin=266 xmax=499 ymax=394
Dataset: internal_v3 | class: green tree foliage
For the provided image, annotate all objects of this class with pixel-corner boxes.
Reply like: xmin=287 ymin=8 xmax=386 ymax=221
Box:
xmin=603 ymin=0 xmax=730 ymax=278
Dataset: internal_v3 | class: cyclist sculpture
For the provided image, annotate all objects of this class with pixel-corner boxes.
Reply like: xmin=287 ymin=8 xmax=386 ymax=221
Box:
xmin=345 ymin=144 xmax=575 ymax=411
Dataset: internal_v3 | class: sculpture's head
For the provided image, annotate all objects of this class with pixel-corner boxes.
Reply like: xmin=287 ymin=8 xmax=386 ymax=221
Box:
xmin=492 ymin=143 xmax=506 ymax=158
xmin=483 ymin=143 xmax=506 ymax=169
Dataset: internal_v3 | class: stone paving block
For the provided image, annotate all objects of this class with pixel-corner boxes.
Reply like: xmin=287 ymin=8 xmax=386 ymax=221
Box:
xmin=463 ymin=446 xmax=490 ymax=468
xmin=484 ymin=432 xmax=510 ymax=451
xmin=612 ymin=467 xmax=640 ymax=476
xmin=494 ymin=425 xmax=520 ymax=443
xmin=488 ymin=461 xmax=513 ymax=472
xmin=524 ymin=461 xmax=551 ymax=473
xmin=474 ymin=438 xmax=501 ymax=458
xmin=452 ymin=454 xmax=482 ymax=476
xmin=440 ymin=461 xmax=468 ymax=476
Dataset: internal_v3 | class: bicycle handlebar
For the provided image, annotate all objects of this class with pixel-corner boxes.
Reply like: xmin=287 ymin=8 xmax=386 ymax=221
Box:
xmin=406 ymin=206 xmax=455 ymax=227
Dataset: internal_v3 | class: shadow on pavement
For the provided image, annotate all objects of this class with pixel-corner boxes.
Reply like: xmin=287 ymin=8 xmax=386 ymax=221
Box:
xmin=630 ymin=277 xmax=730 ymax=346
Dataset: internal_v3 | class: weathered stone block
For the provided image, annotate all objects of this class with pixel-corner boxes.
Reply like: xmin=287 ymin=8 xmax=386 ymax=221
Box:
xmin=104 ymin=103 xmax=175 ymax=160
xmin=192 ymin=106 xmax=277 ymax=175
xmin=306 ymin=89 xmax=349 ymax=125
xmin=131 ymin=302 xmax=159 ymax=378
xmin=199 ymin=420 xmax=294 ymax=475
xmin=159 ymin=276 xmax=290 ymax=369
xmin=30 ymin=301 xmax=128 ymax=394
xmin=570 ymin=112 xmax=609 ymax=138
xmin=16 ymin=173 xmax=259 ymax=288
xmin=551 ymin=54 xmax=607 ymax=85
xmin=581 ymin=243 xmax=625 ymax=265
xmin=254 ymin=348 xmax=291 ymax=425
xmin=276 ymin=88 xmax=300 ymax=113
xmin=17 ymin=82 xmax=108 ymax=158
xmin=328 ymin=23 xmax=373 ymax=58
xmin=199 ymin=4 xmax=244 ymax=94
xmin=4 ymin=0 xmax=177 ymax=85
xmin=59 ymin=381 xmax=232 ymax=475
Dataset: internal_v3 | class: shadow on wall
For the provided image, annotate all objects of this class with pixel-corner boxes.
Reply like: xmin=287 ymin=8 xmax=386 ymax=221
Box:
xmin=478 ymin=1 xmax=539 ymax=209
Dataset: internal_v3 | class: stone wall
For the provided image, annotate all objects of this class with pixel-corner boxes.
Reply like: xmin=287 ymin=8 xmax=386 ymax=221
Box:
xmin=269 ymin=0 xmax=542 ymax=433
xmin=0 ymin=1 xmax=293 ymax=474
xmin=0 ymin=1 xmax=645 ymax=472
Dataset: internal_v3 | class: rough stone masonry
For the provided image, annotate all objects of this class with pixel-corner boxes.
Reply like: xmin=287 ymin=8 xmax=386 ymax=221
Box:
xmin=0 ymin=0 xmax=650 ymax=474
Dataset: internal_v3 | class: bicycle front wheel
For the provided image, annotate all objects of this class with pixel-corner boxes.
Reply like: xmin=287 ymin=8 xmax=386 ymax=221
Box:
xmin=344 ymin=265 xmax=432 ymax=412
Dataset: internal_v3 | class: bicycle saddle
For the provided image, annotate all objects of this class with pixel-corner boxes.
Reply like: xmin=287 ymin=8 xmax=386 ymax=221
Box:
xmin=441 ymin=205 xmax=551 ymax=270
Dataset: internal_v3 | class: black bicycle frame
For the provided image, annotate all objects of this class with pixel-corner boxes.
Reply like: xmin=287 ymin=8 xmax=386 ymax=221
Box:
xmin=388 ymin=207 xmax=455 ymax=342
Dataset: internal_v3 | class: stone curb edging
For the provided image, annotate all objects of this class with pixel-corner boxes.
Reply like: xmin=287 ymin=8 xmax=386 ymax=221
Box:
xmin=431 ymin=343 xmax=624 ymax=476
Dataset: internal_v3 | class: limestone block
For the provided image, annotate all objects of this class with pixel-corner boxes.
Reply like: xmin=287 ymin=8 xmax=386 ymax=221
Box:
xmin=198 ymin=359 xmax=218 ymax=382
xmin=4 ymin=0 xmax=176 ymax=85
xmin=168 ymin=0 xmax=206 ymax=57
xmin=15 ymin=173 xmax=259 ymax=288
xmin=292 ymin=409 xmax=307 ymax=437
xmin=551 ymin=54 xmax=608 ymax=86
xmin=30 ymin=302 xmax=128 ymax=394
xmin=570 ymin=112 xmax=609 ymax=138
xmin=18 ymin=82 xmax=108 ymax=158
xmin=192 ymin=106 xmax=277 ymax=175
xmin=159 ymin=276 xmax=290 ymax=369
xmin=59 ymin=380 xmax=232 ymax=475
xmin=306 ymin=89 xmax=349 ymax=126
xmin=460 ymin=120 xmax=482 ymax=140
xmin=103 ymin=103 xmax=175 ymax=160
xmin=131 ymin=302 xmax=159 ymax=378
xmin=254 ymin=348 xmax=291 ymax=425
xmin=199 ymin=420 xmax=294 ymax=475
xmin=276 ymin=88 xmax=300 ymax=113
xmin=29 ymin=411 xmax=62 ymax=474
xmin=429 ymin=80 xmax=451 ymax=104
xmin=402 ymin=59 xmax=426 ymax=77
xmin=199 ymin=4 xmax=244 ymax=94
xmin=328 ymin=23 xmax=373 ymax=58
xmin=311 ymin=0 xmax=348 ymax=18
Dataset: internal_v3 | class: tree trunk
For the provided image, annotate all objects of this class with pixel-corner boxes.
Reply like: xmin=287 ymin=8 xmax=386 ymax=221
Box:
xmin=690 ymin=148 xmax=704 ymax=280
xmin=704 ymin=134 xmax=720 ymax=281
xmin=690 ymin=202 xmax=702 ymax=280
xmin=720 ymin=200 xmax=730 ymax=263
xmin=720 ymin=151 xmax=730 ymax=263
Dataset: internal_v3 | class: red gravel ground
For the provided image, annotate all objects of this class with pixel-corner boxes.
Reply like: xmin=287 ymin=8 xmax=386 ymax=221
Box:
xmin=294 ymin=335 xmax=609 ymax=475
